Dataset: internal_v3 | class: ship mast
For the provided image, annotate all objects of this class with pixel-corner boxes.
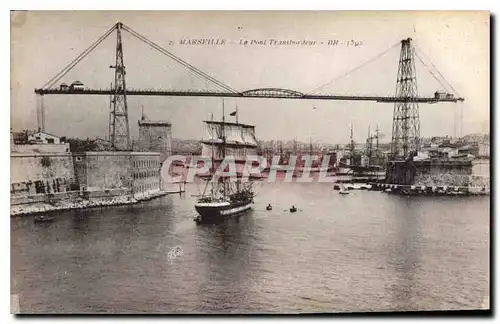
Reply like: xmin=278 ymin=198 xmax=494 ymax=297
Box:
xmin=211 ymin=112 xmax=216 ymax=198
xmin=350 ymin=124 xmax=354 ymax=153
xmin=366 ymin=125 xmax=372 ymax=167
xmin=222 ymin=99 xmax=227 ymax=197
xmin=235 ymin=104 xmax=240 ymax=193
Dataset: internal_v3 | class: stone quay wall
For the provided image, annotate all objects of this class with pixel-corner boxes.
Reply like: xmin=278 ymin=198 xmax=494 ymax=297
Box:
xmin=11 ymin=151 xmax=165 ymax=215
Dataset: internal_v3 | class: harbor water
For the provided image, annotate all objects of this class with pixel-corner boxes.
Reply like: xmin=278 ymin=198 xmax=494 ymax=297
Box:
xmin=11 ymin=179 xmax=489 ymax=313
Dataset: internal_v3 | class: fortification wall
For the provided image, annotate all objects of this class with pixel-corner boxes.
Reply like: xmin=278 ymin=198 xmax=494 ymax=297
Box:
xmin=385 ymin=159 xmax=475 ymax=187
xmin=73 ymin=152 xmax=133 ymax=190
xmin=11 ymin=151 xmax=164 ymax=214
xmin=413 ymin=160 xmax=473 ymax=187
xmin=10 ymin=153 xmax=74 ymax=196
xmin=11 ymin=143 xmax=70 ymax=153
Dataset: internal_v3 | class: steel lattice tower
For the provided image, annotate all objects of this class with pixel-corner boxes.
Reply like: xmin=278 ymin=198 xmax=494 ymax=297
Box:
xmin=109 ymin=22 xmax=131 ymax=151
xmin=390 ymin=38 xmax=420 ymax=159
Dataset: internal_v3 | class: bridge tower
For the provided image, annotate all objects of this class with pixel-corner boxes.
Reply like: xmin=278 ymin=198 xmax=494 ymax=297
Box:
xmin=390 ymin=38 xmax=420 ymax=160
xmin=109 ymin=22 xmax=131 ymax=151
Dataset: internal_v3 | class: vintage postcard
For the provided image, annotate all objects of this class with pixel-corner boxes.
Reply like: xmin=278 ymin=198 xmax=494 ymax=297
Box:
xmin=10 ymin=11 xmax=490 ymax=314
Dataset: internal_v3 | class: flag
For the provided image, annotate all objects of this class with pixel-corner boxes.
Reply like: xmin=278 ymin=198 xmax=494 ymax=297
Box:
xmin=230 ymin=111 xmax=237 ymax=116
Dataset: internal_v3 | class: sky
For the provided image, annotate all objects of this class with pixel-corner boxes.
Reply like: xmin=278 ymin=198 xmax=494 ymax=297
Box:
xmin=11 ymin=11 xmax=489 ymax=144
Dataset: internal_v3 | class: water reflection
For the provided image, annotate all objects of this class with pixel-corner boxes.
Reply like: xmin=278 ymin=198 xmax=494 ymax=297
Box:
xmin=192 ymin=212 xmax=258 ymax=312
xmin=387 ymin=196 xmax=422 ymax=311
xmin=11 ymin=186 xmax=489 ymax=313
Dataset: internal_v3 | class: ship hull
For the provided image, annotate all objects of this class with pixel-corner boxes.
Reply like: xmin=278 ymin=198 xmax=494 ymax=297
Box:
xmin=194 ymin=198 xmax=253 ymax=222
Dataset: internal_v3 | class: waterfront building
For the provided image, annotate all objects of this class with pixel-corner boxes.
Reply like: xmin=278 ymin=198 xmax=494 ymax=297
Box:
xmin=11 ymin=130 xmax=70 ymax=153
xmin=28 ymin=131 xmax=62 ymax=144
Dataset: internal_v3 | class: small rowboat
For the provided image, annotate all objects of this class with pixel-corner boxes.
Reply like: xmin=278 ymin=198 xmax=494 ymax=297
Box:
xmin=34 ymin=215 xmax=54 ymax=223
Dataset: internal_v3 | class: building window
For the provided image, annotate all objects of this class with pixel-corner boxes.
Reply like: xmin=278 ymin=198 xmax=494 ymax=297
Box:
xmin=47 ymin=138 xmax=54 ymax=144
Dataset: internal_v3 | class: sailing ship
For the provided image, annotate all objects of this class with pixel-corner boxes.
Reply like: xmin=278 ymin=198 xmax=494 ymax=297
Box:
xmin=296 ymin=137 xmax=332 ymax=173
xmin=336 ymin=124 xmax=359 ymax=175
xmin=260 ymin=139 xmax=289 ymax=173
xmin=336 ymin=125 xmax=386 ymax=179
xmin=194 ymin=103 xmax=257 ymax=223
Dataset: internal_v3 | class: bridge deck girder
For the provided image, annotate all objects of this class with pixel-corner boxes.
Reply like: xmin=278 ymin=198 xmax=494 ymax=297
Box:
xmin=34 ymin=88 xmax=464 ymax=103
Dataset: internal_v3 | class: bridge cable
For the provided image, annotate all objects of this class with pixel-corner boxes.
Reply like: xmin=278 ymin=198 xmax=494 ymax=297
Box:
xmin=122 ymin=24 xmax=237 ymax=94
xmin=306 ymin=41 xmax=401 ymax=95
xmin=414 ymin=45 xmax=460 ymax=96
xmin=413 ymin=52 xmax=452 ymax=95
xmin=417 ymin=48 xmax=460 ymax=96
xmin=121 ymin=24 xmax=239 ymax=94
xmin=41 ymin=24 xmax=117 ymax=90
xmin=413 ymin=45 xmax=466 ymax=139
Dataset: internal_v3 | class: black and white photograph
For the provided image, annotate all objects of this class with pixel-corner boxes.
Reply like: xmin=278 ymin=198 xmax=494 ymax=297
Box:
xmin=9 ymin=10 xmax=490 ymax=314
